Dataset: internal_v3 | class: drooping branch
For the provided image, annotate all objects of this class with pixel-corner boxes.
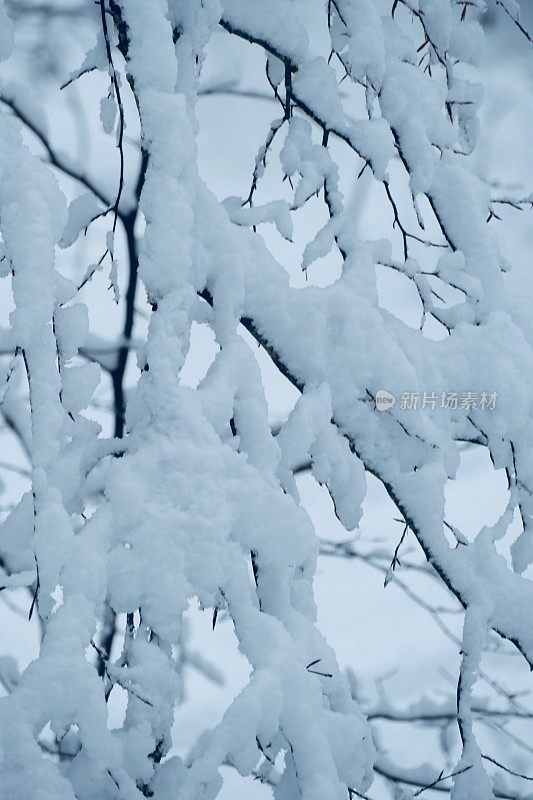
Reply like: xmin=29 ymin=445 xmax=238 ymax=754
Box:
xmin=0 ymin=96 xmax=114 ymax=210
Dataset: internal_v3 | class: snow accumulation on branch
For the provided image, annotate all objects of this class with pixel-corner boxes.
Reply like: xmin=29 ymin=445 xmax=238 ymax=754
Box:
xmin=0 ymin=0 xmax=533 ymax=799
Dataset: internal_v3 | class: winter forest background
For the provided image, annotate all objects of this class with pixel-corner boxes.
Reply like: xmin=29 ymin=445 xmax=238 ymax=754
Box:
xmin=1 ymin=1 xmax=533 ymax=799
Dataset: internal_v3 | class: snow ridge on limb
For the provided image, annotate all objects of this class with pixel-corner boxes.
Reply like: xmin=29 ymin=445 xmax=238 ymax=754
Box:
xmin=211 ymin=0 xmax=533 ymax=658
xmin=197 ymin=177 xmax=533 ymax=668
xmin=0 ymin=3 xmax=125 ymax=796
xmin=1 ymin=1 xmax=533 ymax=798
xmin=210 ymin=1 xmax=533 ymax=794
xmin=89 ymin=1 xmax=374 ymax=799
